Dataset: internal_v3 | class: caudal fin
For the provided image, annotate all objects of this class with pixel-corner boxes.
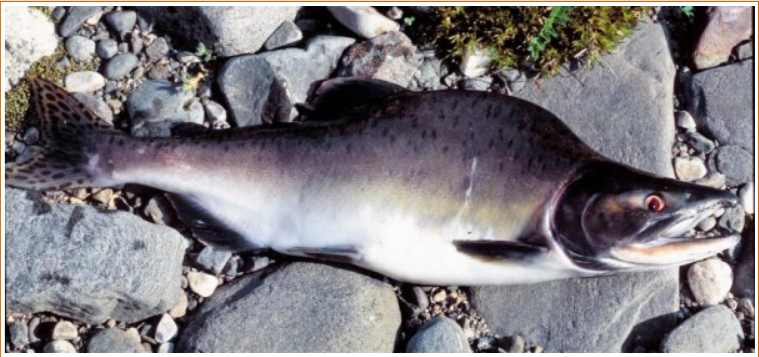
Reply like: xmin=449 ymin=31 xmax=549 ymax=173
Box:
xmin=5 ymin=77 xmax=124 ymax=191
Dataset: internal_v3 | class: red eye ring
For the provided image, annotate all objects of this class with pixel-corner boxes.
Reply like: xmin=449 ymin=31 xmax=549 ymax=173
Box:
xmin=645 ymin=194 xmax=665 ymax=212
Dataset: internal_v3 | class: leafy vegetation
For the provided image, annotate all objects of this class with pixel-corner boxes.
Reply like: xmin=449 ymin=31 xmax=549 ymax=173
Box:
xmin=405 ymin=6 xmax=651 ymax=76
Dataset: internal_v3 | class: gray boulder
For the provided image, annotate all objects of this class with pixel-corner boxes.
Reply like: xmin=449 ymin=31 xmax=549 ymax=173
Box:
xmin=686 ymin=59 xmax=753 ymax=151
xmin=475 ymin=20 xmax=679 ymax=352
xmin=338 ymin=31 xmax=423 ymax=87
xmin=5 ymin=188 xmax=186 ymax=324
xmin=660 ymin=305 xmax=744 ymax=352
xmin=87 ymin=328 xmax=143 ymax=353
xmin=4 ymin=7 xmax=58 ymax=87
xmin=136 ymin=6 xmax=299 ymax=57
xmin=58 ymin=6 xmax=101 ymax=38
xmin=406 ymin=316 xmax=472 ymax=353
xmin=177 ymin=262 xmax=400 ymax=352
xmin=127 ymin=79 xmax=205 ymax=136
xmin=219 ymin=36 xmax=355 ymax=126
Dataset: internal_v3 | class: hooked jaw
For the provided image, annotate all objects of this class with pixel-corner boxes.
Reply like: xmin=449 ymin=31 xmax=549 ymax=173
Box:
xmin=609 ymin=195 xmax=742 ymax=267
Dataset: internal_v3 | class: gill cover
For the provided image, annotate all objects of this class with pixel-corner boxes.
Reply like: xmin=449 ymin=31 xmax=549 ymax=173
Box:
xmin=553 ymin=161 xmax=742 ymax=271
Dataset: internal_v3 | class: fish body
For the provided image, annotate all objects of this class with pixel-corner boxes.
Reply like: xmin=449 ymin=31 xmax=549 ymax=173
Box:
xmin=6 ymin=77 xmax=742 ymax=285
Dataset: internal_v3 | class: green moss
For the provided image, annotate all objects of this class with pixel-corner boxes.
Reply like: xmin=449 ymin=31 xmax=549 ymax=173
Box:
xmin=5 ymin=44 xmax=97 ymax=132
xmin=30 ymin=6 xmax=54 ymax=20
xmin=405 ymin=6 xmax=651 ymax=76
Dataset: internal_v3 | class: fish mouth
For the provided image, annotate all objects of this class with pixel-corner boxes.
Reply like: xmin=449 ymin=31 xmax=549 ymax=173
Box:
xmin=610 ymin=198 xmax=742 ymax=266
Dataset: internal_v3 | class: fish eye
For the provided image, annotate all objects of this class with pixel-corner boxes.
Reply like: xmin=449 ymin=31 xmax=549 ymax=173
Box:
xmin=645 ymin=194 xmax=665 ymax=212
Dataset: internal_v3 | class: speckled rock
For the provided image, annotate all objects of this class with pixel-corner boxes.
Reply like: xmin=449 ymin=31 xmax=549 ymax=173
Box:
xmin=661 ymin=305 xmax=743 ymax=352
xmin=674 ymin=157 xmax=708 ymax=182
xmin=44 ymin=340 xmax=77 ymax=353
xmin=65 ymin=35 xmax=96 ymax=62
xmin=177 ymin=262 xmax=400 ymax=352
xmin=5 ymin=188 xmax=185 ymax=324
xmin=693 ymin=6 xmax=753 ymax=70
xmin=407 ymin=316 xmax=472 ymax=353
xmin=687 ymin=258 xmax=732 ymax=306
xmin=338 ymin=31 xmax=422 ymax=87
xmin=104 ymin=53 xmax=139 ymax=79
xmin=713 ymin=145 xmax=753 ymax=186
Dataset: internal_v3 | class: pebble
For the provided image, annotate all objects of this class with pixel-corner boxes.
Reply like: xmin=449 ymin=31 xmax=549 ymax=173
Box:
xmin=52 ymin=6 xmax=67 ymax=22
xmin=104 ymin=10 xmax=137 ymax=34
xmin=64 ymin=71 xmax=106 ymax=93
xmin=717 ymin=206 xmax=745 ymax=232
xmin=661 ymin=305 xmax=744 ymax=352
xmin=476 ymin=335 xmax=498 ymax=351
xmin=498 ymin=68 xmax=527 ymax=93
xmin=104 ymin=53 xmax=139 ymax=79
xmin=264 ymin=20 xmax=303 ymax=50
xmin=339 ymin=31 xmax=422 ymax=87
xmin=694 ymin=172 xmax=726 ymax=189
xmin=89 ymin=188 xmax=114 ymax=205
xmin=168 ymin=292 xmax=188 ymax=318
xmin=130 ymin=36 xmax=144 ymax=54
xmin=739 ymin=183 xmax=754 ymax=214
xmin=44 ymin=340 xmax=77 ymax=353
xmin=22 ymin=127 xmax=39 ymax=144
xmin=28 ymin=317 xmax=41 ymax=343
xmin=97 ymin=39 xmax=118 ymax=59
xmin=502 ymin=335 xmax=526 ymax=353
xmin=460 ymin=46 xmax=492 ymax=78
xmin=146 ymin=37 xmax=170 ymax=61
xmin=143 ymin=195 xmax=174 ymax=226
xmin=8 ymin=321 xmax=29 ymax=347
xmin=674 ymin=157 xmax=708 ymax=182
xmin=52 ymin=320 xmax=79 ymax=340
xmin=204 ymin=101 xmax=228 ymax=125
xmin=431 ymin=289 xmax=447 ymax=303
xmin=58 ymin=6 xmax=101 ymax=38
xmin=406 ymin=316 xmax=472 ymax=353
xmin=87 ymin=328 xmax=143 ymax=353
xmin=461 ymin=76 xmax=493 ymax=91
xmin=412 ymin=286 xmax=430 ymax=311
xmin=327 ymin=6 xmax=399 ymax=38
xmin=187 ymin=271 xmax=218 ymax=297
xmin=154 ymin=314 xmax=178 ymax=344
xmin=685 ymin=132 xmax=716 ymax=154
xmin=157 ymin=343 xmax=174 ymax=353
xmin=65 ymin=35 xmax=96 ymax=62
xmin=737 ymin=40 xmax=753 ymax=60
xmin=196 ymin=246 xmax=233 ymax=275
xmin=696 ymin=216 xmax=717 ymax=231
xmin=687 ymin=258 xmax=733 ymax=306
xmin=675 ymin=111 xmax=697 ymax=131
xmin=714 ymin=145 xmax=753 ymax=186
xmin=148 ymin=64 xmax=171 ymax=80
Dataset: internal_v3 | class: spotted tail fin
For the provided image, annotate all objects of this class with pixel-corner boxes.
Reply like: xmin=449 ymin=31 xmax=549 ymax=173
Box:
xmin=5 ymin=77 xmax=125 ymax=191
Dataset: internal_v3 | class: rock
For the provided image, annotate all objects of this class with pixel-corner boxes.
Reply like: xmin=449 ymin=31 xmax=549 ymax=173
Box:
xmin=693 ymin=6 xmax=753 ymax=70
xmin=87 ymin=328 xmax=143 ymax=353
xmin=461 ymin=76 xmax=493 ymax=91
xmin=64 ymin=71 xmax=106 ymax=93
xmin=5 ymin=188 xmax=185 ymax=324
xmin=52 ymin=321 xmax=79 ymax=340
xmin=732 ymin=224 xmax=755 ymax=298
xmin=696 ymin=216 xmax=717 ymax=231
xmin=72 ymin=93 xmax=113 ymax=122
xmin=497 ymin=68 xmax=527 ymax=93
xmin=406 ymin=316 xmax=472 ymax=353
xmin=104 ymin=53 xmax=139 ymax=79
xmin=675 ymin=111 xmax=697 ymax=131
xmin=687 ymin=59 xmax=753 ymax=151
xmin=154 ymin=314 xmax=178 ymax=344
xmin=739 ymin=183 xmax=754 ymax=214
xmin=8 ymin=321 xmax=29 ymax=347
xmin=148 ymin=64 xmax=171 ymax=80
xmin=338 ymin=31 xmax=422 ymax=87
xmin=187 ymin=272 xmax=218 ymax=298
xmin=136 ymin=6 xmax=299 ymax=57
xmin=739 ymin=297 xmax=755 ymax=318
xmin=460 ymin=46 xmax=493 ymax=78
xmin=687 ymin=258 xmax=733 ymax=306
xmin=204 ymin=101 xmax=227 ymax=125
xmin=177 ymin=262 xmax=400 ymax=352
xmin=127 ymin=79 xmax=203 ymax=137
xmin=737 ymin=40 xmax=753 ymax=60
xmin=195 ymin=246 xmax=232 ymax=275
xmin=515 ymin=19 xmax=676 ymax=178
xmin=412 ymin=286 xmax=429 ymax=311
xmin=503 ymin=335 xmax=526 ymax=353
xmin=219 ymin=36 xmax=355 ymax=126
xmin=661 ymin=305 xmax=743 ymax=352
xmin=58 ymin=6 xmax=101 ymax=37
xmin=44 ymin=340 xmax=77 ymax=353
xmin=674 ymin=157 xmax=708 ymax=182
xmin=28 ymin=317 xmax=41 ymax=343
xmin=158 ymin=343 xmax=175 ymax=353
xmin=695 ymin=172 xmax=726 ymax=189
xmin=264 ymin=20 xmax=303 ymax=50
xmin=718 ymin=206 xmax=745 ymax=233
xmin=410 ymin=58 xmax=448 ymax=91
xmin=685 ymin=132 xmax=716 ymax=154
xmin=129 ymin=36 xmax=144 ymax=54
xmin=146 ymin=37 xmax=170 ymax=61
xmin=713 ymin=145 xmax=753 ymax=186
xmin=143 ymin=195 xmax=174 ymax=225
xmin=65 ymin=35 xmax=96 ymax=62
xmin=477 ymin=336 xmax=498 ymax=351
xmin=4 ymin=7 xmax=58 ymax=87
xmin=168 ymin=292 xmax=188 ymax=318
xmin=96 ymin=39 xmax=119 ymax=60
xmin=327 ymin=6 xmax=399 ymax=39
xmin=104 ymin=10 xmax=137 ymax=33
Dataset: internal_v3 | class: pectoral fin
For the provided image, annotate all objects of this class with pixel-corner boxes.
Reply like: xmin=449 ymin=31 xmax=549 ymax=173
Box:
xmin=453 ymin=240 xmax=548 ymax=262
xmin=297 ymin=77 xmax=408 ymax=122
xmin=285 ymin=246 xmax=362 ymax=264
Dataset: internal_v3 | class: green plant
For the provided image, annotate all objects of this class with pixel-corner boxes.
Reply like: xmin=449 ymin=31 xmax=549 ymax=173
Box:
xmin=680 ymin=6 xmax=694 ymax=18
xmin=406 ymin=6 xmax=650 ymax=76
xmin=195 ymin=42 xmax=215 ymax=62
xmin=404 ymin=16 xmax=416 ymax=27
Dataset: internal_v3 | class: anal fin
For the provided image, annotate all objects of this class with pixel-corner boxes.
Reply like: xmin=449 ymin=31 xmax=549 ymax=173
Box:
xmin=453 ymin=240 xmax=548 ymax=262
xmin=165 ymin=193 xmax=259 ymax=252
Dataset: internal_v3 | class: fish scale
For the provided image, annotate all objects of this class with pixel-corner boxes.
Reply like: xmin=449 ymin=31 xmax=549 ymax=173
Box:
xmin=5 ymin=77 xmax=743 ymax=286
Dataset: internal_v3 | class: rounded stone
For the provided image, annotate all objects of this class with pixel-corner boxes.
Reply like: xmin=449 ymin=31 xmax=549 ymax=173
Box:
xmin=52 ymin=320 xmax=79 ymax=340
xmin=406 ymin=316 xmax=471 ymax=353
xmin=87 ymin=328 xmax=143 ymax=353
xmin=674 ymin=157 xmax=708 ymax=182
xmin=96 ymin=39 xmax=118 ymax=59
xmin=739 ymin=183 xmax=754 ymax=214
xmin=714 ymin=145 xmax=753 ymax=186
xmin=661 ymin=305 xmax=743 ymax=352
xmin=64 ymin=71 xmax=105 ymax=93
xmin=687 ymin=258 xmax=733 ymax=306
xmin=187 ymin=271 xmax=218 ymax=298
xmin=154 ymin=313 xmax=178 ymax=344
xmin=104 ymin=53 xmax=139 ymax=79
xmin=696 ymin=216 xmax=717 ymax=231
xmin=676 ymin=111 xmax=697 ymax=131
xmin=65 ymin=35 xmax=96 ymax=62
xmin=44 ymin=340 xmax=77 ymax=353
